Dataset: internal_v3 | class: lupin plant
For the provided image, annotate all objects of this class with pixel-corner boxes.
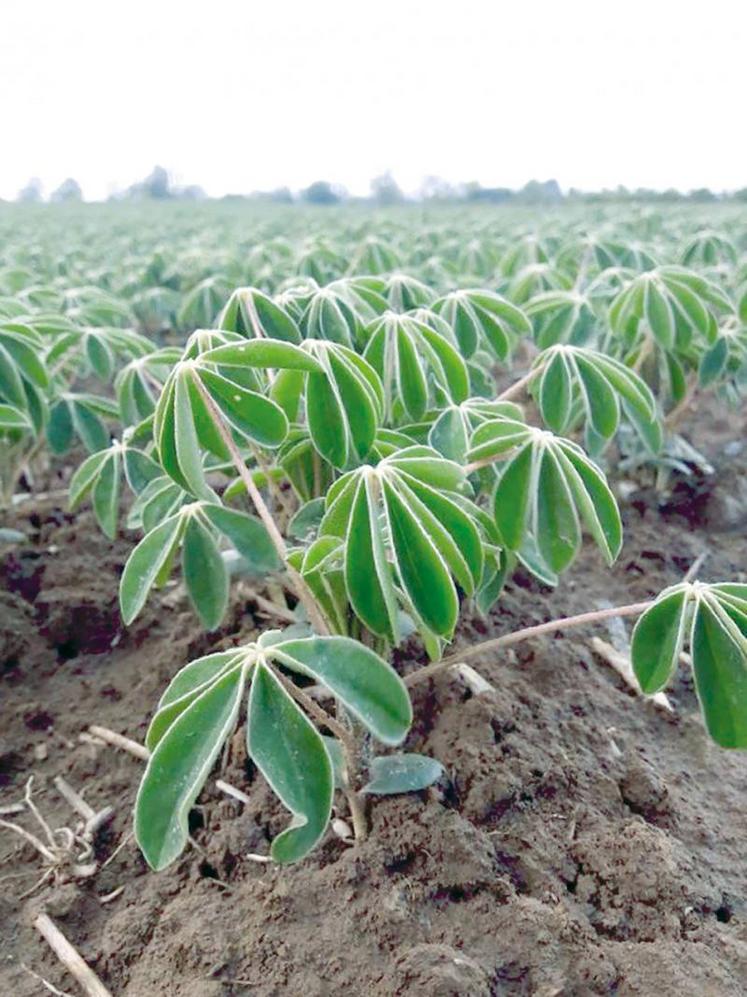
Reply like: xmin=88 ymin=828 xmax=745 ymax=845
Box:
xmin=80 ymin=266 xmax=746 ymax=871
xmin=3 ymin=201 xmax=745 ymax=869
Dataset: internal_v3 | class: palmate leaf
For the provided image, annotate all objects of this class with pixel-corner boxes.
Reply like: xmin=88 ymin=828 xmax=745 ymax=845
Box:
xmin=302 ymin=340 xmax=383 ymax=469
xmin=154 ymin=360 xmax=289 ymax=499
xmin=300 ymin=285 xmax=361 ymax=348
xmin=0 ymin=326 xmax=48 ymax=416
xmin=433 ymin=289 xmax=531 ymax=359
xmin=119 ymin=502 xmax=277 ymax=627
xmin=320 ymin=447 xmax=484 ymax=642
xmin=69 ymin=442 xmax=160 ymax=539
xmin=115 ymin=348 xmax=181 ymax=426
xmin=47 ymin=394 xmax=117 ymax=455
xmin=219 ymin=286 xmax=302 ymax=343
xmin=135 ymin=635 xmax=411 ymax=869
xmin=363 ymin=311 xmax=468 ymax=423
xmin=211 ymin=336 xmax=384 ymax=472
xmin=525 ymin=290 xmax=598 ymax=348
xmin=533 ymin=345 xmax=659 ymax=444
xmin=472 ymin=422 xmax=622 ymax=574
xmin=631 ymin=583 xmax=747 ymax=749
xmin=609 ymin=267 xmax=732 ymax=353
xmin=177 ymin=275 xmax=228 ymax=332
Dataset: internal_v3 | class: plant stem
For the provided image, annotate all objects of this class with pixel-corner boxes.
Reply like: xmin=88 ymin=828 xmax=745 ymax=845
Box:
xmin=664 ymin=377 xmax=699 ymax=432
xmin=497 ymin=365 xmax=539 ymax=403
xmin=249 ymin=442 xmax=295 ymax=521
xmin=405 ymin=599 xmax=652 ymax=688
xmin=195 ymin=379 xmax=330 ymax=635
xmin=464 ymin=447 xmax=518 ymax=475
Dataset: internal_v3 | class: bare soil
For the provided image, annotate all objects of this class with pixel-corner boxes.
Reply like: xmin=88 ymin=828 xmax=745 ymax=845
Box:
xmin=2 ymin=402 xmax=747 ymax=996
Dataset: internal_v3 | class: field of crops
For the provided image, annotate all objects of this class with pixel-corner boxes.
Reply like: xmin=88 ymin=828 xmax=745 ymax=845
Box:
xmin=2 ymin=199 xmax=747 ymax=995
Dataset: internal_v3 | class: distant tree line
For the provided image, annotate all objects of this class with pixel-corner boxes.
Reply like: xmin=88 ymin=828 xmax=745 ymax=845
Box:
xmin=9 ymin=166 xmax=747 ymax=205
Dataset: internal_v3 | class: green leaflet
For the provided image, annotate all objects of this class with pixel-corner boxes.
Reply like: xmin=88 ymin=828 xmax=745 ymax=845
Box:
xmin=201 ymin=339 xmax=322 ymax=373
xmin=468 ymin=417 xmax=532 ymax=465
xmin=0 ymin=403 xmax=30 ymax=430
xmin=247 ymin=662 xmax=333 ymax=863
xmin=535 ymin=448 xmax=580 ymax=572
xmin=698 ymin=337 xmax=728 ymax=388
xmin=644 ymin=279 xmax=675 ymax=348
xmin=92 ymin=448 xmax=121 ymax=539
xmin=382 ymin=479 xmax=458 ymax=637
xmin=120 ymin=512 xmax=185 ymax=624
xmin=0 ymin=341 xmax=28 ymax=409
xmin=70 ymin=398 xmax=110 ymax=453
xmin=631 ymin=588 xmax=689 ymax=694
xmin=174 ymin=370 xmax=210 ymax=499
xmin=361 ymin=753 xmax=444 ymax=795
xmin=135 ymin=662 xmax=247 ymax=870
xmin=181 ymin=514 xmax=228 ymax=630
xmin=555 ymin=444 xmax=622 ymax=565
xmin=691 ymin=599 xmax=747 ymax=749
xmin=306 ymin=368 xmax=349 ymax=469
xmin=429 ymin=406 xmax=470 ymax=461
xmin=146 ymin=650 xmax=243 ymax=750
xmin=493 ymin=441 xmax=535 ymax=550
xmin=344 ymin=475 xmax=399 ymax=640
xmin=69 ymin=449 xmax=109 ymax=509
xmin=288 ymin=497 xmax=326 ymax=541
xmin=539 ymin=349 xmax=572 ymax=432
xmin=46 ymin=400 xmax=74 ymax=454
xmin=123 ymin=447 xmax=161 ymax=494
xmin=395 ymin=322 xmax=428 ymax=420
xmin=196 ymin=368 xmax=288 ymax=448
xmin=201 ymin=503 xmax=280 ymax=574
xmin=273 ymin=636 xmax=412 ymax=745
xmin=574 ymin=354 xmax=619 ymax=439
xmin=327 ymin=348 xmax=378 ymax=460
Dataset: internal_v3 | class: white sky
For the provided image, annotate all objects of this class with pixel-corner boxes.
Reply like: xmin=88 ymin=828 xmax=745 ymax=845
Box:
xmin=1 ymin=0 xmax=745 ymax=200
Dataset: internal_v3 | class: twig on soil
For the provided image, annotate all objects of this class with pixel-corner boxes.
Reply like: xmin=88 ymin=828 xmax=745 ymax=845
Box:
xmin=21 ymin=963 xmax=75 ymax=997
xmin=215 ymin=779 xmax=252 ymax=805
xmin=589 ymin=637 xmax=673 ymax=712
xmin=33 ymin=913 xmax=113 ymax=997
xmin=0 ymin=776 xmax=117 ymax=897
xmin=98 ymin=886 xmax=125 ymax=905
xmin=453 ymin=663 xmax=495 ymax=695
xmin=98 ymin=831 xmax=133 ymax=871
xmin=0 ymin=802 xmax=26 ymax=816
xmin=85 ymin=726 xmax=150 ymax=761
xmin=53 ymin=776 xmax=96 ymax=822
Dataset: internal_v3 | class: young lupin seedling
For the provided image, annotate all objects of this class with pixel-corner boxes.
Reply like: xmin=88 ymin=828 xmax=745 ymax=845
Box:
xmin=105 ymin=276 xmax=747 ymax=870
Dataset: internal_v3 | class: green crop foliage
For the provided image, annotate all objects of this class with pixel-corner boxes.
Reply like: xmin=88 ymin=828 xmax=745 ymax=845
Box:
xmin=1 ymin=197 xmax=745 ymax=868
